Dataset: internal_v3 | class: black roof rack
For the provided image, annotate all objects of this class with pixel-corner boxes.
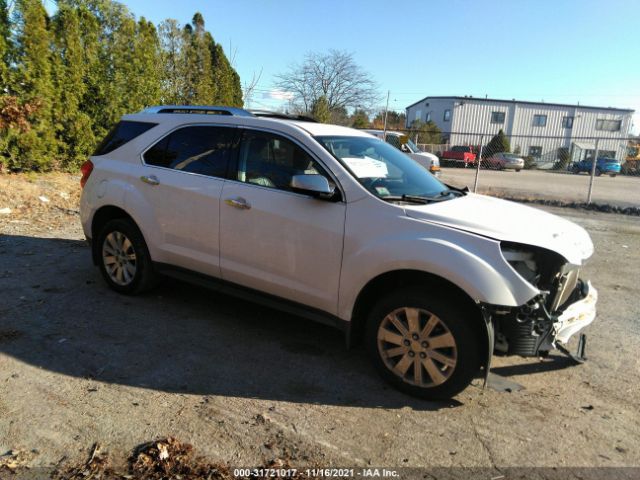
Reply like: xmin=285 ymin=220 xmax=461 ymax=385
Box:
xmin=140 ymin=105 xmax=254 ymax=117
xmin=248 ymin=110 xmax=317 ymax=122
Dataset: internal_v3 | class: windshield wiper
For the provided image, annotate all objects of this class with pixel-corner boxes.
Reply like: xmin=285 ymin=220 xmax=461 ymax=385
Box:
xmin=381 ymin=194 xmax=448 ymax=204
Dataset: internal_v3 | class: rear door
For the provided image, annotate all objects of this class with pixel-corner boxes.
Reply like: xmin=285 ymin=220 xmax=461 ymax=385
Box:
xmin=219 ymin=129 xmax=346 ymax=314
xmin=136 ymin=125 xmax=238 ymax=277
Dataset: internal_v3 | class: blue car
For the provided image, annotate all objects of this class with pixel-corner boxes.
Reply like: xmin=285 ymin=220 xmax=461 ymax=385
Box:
xmin=571 ymin=157 xmax=621 ymax=177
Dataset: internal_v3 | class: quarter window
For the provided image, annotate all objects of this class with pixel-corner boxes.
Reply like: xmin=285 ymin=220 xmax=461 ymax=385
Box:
xmin=237 ymin=131 xmax=331 ymax=193
xmin=532 ymin=115 xmax=547 ymax=127
xmin=143 ymin=126 xmax=236 ymax=178
xmin=94 ymin=121 xmax=157 ymax=156
xmin=491 ymin=111 xmax=505 ymax=124
xmin=443 ymin=109 xmax=451 ymax=122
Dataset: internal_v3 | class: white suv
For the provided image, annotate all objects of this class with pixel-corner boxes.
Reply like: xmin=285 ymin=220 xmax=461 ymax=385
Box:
xmin=80 ymin=106 xmax=597 ymax=399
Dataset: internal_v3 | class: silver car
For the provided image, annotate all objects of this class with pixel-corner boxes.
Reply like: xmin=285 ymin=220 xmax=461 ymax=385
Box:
xmin=485 ymin=152 xmax=525 ymax=171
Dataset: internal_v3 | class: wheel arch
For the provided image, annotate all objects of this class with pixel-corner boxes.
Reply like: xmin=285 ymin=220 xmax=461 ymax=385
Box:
xmin=91 ymin=206 xmax=143 ymax=265
xmin=348 ymin=269 xmax=485 ymax=351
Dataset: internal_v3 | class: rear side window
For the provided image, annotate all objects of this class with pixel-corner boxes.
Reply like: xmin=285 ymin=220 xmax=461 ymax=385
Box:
xmin=94 ymin=121 xmax=157 ymax=156
xmin=143 ymin=126 xmax=236 ymax=179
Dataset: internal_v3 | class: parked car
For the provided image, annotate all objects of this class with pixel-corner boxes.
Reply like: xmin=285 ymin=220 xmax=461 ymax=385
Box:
xmin=484 ymin=152 xmax=524 ymax=171
xmin=441 ymin=145 xmax=477 ymax=167
xmin=80 ymin=105 xmax=597 ymax=399
xmin=571 ymin=157 xmax=621 ymax=177
xmin=363 ymin=129 xmax=440 ymax=177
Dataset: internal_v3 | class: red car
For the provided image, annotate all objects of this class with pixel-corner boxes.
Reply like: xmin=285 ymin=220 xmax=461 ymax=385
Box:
xmin=441 ymin=145 xmax=477 ymax=167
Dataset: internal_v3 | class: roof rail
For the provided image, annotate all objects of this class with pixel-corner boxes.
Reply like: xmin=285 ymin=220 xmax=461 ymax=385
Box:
xmin=140 ymin=105 xmax=254 ymax=117
xmin=249 ymin=110 xmax=317 ymax=122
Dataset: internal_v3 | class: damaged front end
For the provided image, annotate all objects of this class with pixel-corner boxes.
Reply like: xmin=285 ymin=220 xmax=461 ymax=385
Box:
xmin=484 ymin=242 xmax=597 ymax=360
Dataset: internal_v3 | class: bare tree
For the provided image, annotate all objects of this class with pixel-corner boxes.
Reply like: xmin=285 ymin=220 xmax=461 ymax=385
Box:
xmin=275 ymin=50 xmax=380 ymax=114
xmin=242 ymin=68 xmax=262 ymax=108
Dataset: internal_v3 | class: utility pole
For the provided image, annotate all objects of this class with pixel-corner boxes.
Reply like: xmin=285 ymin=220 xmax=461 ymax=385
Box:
xmin=473 ymin=135 xmax=484 ymax=193
xmin=587 ymin=138 xmax=600 ymax=204
xmin=382 ymin=90 xmax=390 ymax=141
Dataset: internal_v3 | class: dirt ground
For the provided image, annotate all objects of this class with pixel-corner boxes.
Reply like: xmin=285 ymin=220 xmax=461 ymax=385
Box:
xmin=1 ymin=173 xmax=639 ymax=479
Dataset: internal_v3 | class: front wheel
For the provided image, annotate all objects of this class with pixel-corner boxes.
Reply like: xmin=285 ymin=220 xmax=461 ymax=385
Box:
xmin=515 ymin=169 xmax=521 ymax=172
xmin=365 ymin=288 xmax=482 ymax=399
xmin=96 ymin=218 xmax=158 ymax=294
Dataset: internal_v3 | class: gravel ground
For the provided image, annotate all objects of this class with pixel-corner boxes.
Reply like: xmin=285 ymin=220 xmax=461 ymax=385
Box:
xmin=1 ymin=173 xmax=639 ymax=479
xmin=440 ymin=167 xmax=640 ymax=208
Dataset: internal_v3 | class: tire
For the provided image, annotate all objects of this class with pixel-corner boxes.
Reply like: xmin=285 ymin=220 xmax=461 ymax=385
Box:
xmin=571 ymin=166 xmax=580 ymax=174
xmin=515 ymin=169 xmax=521 ymax=172
xmin=365 ymin=288 xmax=482 ymax=400
xmin=96 ymin=218 xmax=158 ymax=294
xmin=609 ymin=173 xmax=617 ymax=178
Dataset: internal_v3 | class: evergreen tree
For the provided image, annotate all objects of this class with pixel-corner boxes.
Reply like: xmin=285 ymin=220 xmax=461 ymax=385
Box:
xmin=350 ymin=109 xmax=370 ymax=129
xmin=52 ymin=4 xmax=96 ymax=168
xmin=0 ymin=0 xmax=11 ymax=90
xmin=486 ymin=129 xmax=511 ymax=155
xmin=158 ymin=19 xmax=188 ymax=104
xmin=186 ymin=13 xmax=215 ymax=104
xmin=130 ymin=18 xmax=162 ymax=109
xmin=210 ymin=38 xmax=242 ymax=106
xmin=311 ymin=96 xmax=330 ymax=123
xmin=14 ymin=0 xmax=58 ymax=170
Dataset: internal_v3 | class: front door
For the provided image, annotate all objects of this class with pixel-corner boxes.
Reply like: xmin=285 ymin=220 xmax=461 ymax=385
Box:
xmin=219 ymin=129 xmax=346 ymax=314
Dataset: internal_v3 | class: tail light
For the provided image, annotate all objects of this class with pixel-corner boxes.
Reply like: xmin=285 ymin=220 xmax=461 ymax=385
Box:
xmin=80 ymin=160 xmax=94 ymax=188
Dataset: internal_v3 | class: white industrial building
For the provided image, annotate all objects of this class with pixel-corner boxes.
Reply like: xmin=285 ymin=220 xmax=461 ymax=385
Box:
xmin=405 ymin=96 xmax=634 ymax=164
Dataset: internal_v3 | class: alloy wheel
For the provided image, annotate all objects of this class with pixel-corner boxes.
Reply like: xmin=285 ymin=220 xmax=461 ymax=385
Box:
xmin=102 ymin=231 xmax=137 ymax=286
xmin=377 ymin=307 xmax=457 ymax=387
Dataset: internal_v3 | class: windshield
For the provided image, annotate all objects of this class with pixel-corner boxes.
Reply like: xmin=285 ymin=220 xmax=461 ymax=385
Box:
xmin=315 ymin=135 xmax=449 ymax=199
xmin=503 ymin=153 xmax=521 ymax=160
xmin=405 ymin=138 xmax=420 ymax=153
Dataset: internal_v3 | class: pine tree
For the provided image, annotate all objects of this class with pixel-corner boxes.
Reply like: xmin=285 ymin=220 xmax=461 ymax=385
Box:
xmin=210 ymin=39 xmax=242 ymax=106
xmin=130 ymin=18 xmax=162 ymax=109
xmin=158 ymin=19 xmax=188 ymax=104
xmin=486 ymin=129 xmax=511 ymax=155
xmin=185 ymin=13 xmax=215 ymax=104
xmin=52 ymin=4 xmax=97 ymax=168
xmin=311 ymin=96 xmax=331 ymax=123
xmin=14 ymin=0 xmax=58 ymax=170
xmin=0 ymin=0 xmax=11 ymax=90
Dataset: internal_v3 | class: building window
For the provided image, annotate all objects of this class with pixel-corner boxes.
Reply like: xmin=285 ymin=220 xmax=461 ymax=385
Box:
xmin=562 ymin=116 xmax=574 ymax=129
xmin=529 ymin=146 xmax=542 ymax=158
xmin=443 ymin=109 xmax=451 ymax=122
xmin=491 ymin=111 xmax=505 ymax=124
xmin=426 ymin=112 xmax=431 ymax=122
xmin=532 ymin=115 xmax=547 ymax=127
xmin=415 ymin=110 xmax=422 ymax=122
xmin=595 ymin=119 xmax=621 ymax=131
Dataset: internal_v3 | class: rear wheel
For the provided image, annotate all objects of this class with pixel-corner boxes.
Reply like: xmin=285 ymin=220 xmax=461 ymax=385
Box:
xmin=365 ymin=288 xmax=482 ymax=399
xmin=595 ymin=168 xmax=602 ymax=177
xmin=609 ymin=173 xmax=617 ymax=178
xmin=515 ymin=169 xmax=521 ymax=172
xmin=96 ymin=218 xmax=157 ymax=294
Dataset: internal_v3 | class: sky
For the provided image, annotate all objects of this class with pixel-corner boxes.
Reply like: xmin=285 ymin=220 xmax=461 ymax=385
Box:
xmin=119 ymin=0 xmax=638 ymax=132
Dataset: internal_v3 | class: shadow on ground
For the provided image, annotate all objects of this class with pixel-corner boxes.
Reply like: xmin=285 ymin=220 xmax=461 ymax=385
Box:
xmin=0 ymin=234 xmax=462 ymax=411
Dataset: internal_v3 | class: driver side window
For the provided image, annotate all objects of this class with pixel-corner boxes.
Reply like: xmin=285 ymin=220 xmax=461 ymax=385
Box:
xmin=237 ymin=130 xmax=333 ymax=193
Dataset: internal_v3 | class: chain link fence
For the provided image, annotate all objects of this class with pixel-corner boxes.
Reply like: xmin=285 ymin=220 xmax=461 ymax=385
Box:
xmin=397 ymin=131 xmax=639 ymax=210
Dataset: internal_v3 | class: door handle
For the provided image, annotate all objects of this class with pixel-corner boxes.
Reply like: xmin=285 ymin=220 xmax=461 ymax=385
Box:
xmin=225 ymin=197 xmax=251 ymax=210
xmin=140 ymin=175 xmax=160 ymax=186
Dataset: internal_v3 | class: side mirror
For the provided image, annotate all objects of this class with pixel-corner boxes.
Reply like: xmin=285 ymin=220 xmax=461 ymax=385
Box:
xmin=290 ymin=174 xmax=336 ymax=199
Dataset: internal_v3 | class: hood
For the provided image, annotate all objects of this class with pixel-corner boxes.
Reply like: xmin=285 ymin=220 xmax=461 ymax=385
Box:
xmin=404 ymin=193 xmax=593 ymax=265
